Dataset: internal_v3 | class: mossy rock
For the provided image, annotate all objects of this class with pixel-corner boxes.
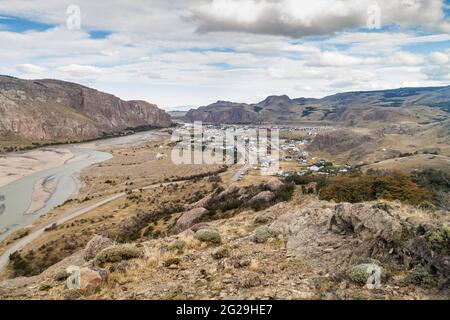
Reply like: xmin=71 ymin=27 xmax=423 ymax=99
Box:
xmin=94 ymin=244 xmax=144 ymax=266
xmin=194 ymin=228 xmax=221 ymax=245
xmin=348 ymin=263 xmax=386 ymax=285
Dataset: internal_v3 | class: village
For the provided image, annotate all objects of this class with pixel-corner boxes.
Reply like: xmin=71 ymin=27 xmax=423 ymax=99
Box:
xmin=169 ymin=123 xmax=351 ymax=180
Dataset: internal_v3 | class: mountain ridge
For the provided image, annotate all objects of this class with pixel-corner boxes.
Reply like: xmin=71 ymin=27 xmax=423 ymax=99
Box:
xmin=185 ymin=85 xmax=450 ymax=125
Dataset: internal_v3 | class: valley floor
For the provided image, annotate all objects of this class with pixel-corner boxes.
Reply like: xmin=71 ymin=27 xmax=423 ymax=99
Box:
xmin=0 ymin=126 xmax=448 ymax=300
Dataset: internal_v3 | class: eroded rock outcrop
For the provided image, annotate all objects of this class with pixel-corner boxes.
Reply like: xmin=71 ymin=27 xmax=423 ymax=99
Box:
xmin=173 ymin=207 xmax=209 ymax=233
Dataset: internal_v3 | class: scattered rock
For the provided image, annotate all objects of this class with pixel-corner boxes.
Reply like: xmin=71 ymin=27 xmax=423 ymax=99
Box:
xmin=54 ymin=269 xmax=70 ymax=282
xmin=115 ymin=261 xmax=137 ymax=273
xmin=178 ymin=229 xmax=195 ymax=238
xmin=217 ymin=185 xmax=241 ymax=200
xmin=249 ymin=191 xmax=275 ymax=205
xmin=94 ymin=244 xmax=144 ymax=266
xmin=174 ymin=207 xmax=209 ymax=233
xmin=185 ymin=193 xmax=213 ymax=211
xmin=163 ymin=257 xmax=181 ymax=267
xmin=254 ymin=202 xmax=288 ymax=224
xmin=265 ymin=178 xmax=283 ymax=192
xmin=232 ymin=256 xmax=251 ymax=268
xmin=84 ymin=235 xmax=115 ymax=261
xmin=79 ymin=267 xmax=104 ymax=293
xmin=194 ymin=228 xmax=222 ymax=245
xmin=241 ymin=273 xmax=262 ymax=288
xmin=328 ymin=203 xmax=403 ymax=242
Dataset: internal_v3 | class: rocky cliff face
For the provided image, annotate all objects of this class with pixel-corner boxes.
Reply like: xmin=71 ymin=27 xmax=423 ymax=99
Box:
xmin=0 ymin=76 xmax=171 ymax=147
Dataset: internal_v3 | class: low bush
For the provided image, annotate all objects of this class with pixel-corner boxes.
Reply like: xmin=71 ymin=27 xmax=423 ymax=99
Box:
xmin=94 ymin=244 xmax=144 ymax=266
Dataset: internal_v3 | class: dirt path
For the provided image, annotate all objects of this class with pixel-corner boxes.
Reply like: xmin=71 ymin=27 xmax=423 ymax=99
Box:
xmin=0 ymin=163 xmax=241 ymax=272
xmin=0 ymin=181 xmax=186 ymax=272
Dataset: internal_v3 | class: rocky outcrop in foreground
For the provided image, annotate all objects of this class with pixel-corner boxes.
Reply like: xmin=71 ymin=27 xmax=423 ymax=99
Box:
xmin=0 ymin=198 xmax=447 ymax=300
xmin=0 ymin=75 xmax=171 ymax=149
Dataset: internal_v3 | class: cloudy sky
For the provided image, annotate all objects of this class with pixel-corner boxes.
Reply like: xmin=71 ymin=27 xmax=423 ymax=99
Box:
xmin=0 ymin=0 xmax=449 ymax=109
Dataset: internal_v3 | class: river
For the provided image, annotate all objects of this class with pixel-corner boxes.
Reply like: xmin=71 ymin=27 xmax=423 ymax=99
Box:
xmin=0 ymin=130 xmax=166 ymax=241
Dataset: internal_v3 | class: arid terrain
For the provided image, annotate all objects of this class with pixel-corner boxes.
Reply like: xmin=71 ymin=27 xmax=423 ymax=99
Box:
xmin=0 ymin=80 xmax=448 ymax=301
xmin=0 ymin=123 xmax=448 ymax=300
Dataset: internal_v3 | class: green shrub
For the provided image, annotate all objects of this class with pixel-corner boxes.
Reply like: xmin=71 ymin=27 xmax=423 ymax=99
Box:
xmin=194 ymin=229 xmax=221 ymax=245
xmin=425 ymin=225 xmax=450 ymax=254
xmin=94 ymin=244 xmax=144 ymax=266
xmin=319 ymin=171 xmax=434 ymax=206
xmin=405 ymin=265 xmax=437 ymax=288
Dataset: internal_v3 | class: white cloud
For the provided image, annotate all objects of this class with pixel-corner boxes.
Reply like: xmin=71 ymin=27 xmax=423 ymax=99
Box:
xmin=0 ymin=1 xmax=448 ymax=108
xmin=388 ymin=52 xmax=425 ymax=66
xmin=429 ymin=51 xmax=449 ymax=64
xmin=57 ymin=64 xmax=105 ymax=78
xmin=16 ymin=63 xmax=47 ymax=74
xmin=306 ymin=51 xmax=378 ymax=67
xmin=190 ymin=0 xmax=450 ymax=38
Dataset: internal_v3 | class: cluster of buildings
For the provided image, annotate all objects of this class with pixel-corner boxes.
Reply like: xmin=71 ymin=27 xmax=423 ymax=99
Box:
xmin=172 ymin=123 xmax=347 ymax=179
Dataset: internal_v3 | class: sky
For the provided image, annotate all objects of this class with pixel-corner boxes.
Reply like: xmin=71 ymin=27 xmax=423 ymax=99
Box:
xmin=0 ymin=0 xmax=449 ymax=110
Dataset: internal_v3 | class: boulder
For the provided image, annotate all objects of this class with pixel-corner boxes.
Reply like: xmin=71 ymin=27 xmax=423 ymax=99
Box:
xmin=65 ymin=266 xmax=105 ymax=294
xmin=54 ymin=269 xmax=70 ymax=282
xmin=84 ymin=235 xmax=115 ymax=261
xmin=79 ymin=267 xmax=104 ymax=293
xmin=265 ymin=178 xmax=283 ymax=192
xmin=184 ymin=194 xmax=213 ymax=210
xmin=328 ymin=203 xmax=403 ymax=242
xmin=174 ymin=207 xmax=209 ymax=233
xmin=217 ymin=185 xmax=241 ymax=200
xmin=249 ymin=191 xmax=275 ymax=205
xmin=194 ymin=228 xmax=222 ymax=245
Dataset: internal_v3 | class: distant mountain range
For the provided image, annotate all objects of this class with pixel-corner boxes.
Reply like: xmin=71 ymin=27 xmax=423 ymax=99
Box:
xmin=0 ymin=76 xmax=171 ymax=151
xmin=185 ymin=86 xmax=450 ymax=125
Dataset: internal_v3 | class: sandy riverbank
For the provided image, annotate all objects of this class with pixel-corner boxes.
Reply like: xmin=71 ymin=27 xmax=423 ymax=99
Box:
xmin=25 ymin=176 xmax=58 ymax=215
xmin=0 ymin=148 xmax=74 ymax=188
